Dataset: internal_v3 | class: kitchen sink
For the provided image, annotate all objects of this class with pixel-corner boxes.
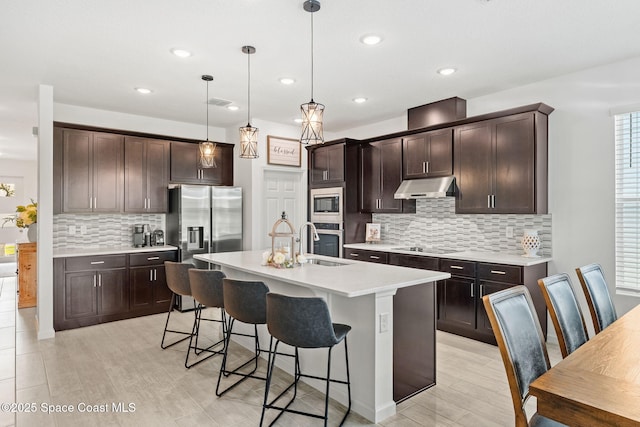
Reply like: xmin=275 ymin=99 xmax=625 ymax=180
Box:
xmin=392 ymin=246 xmax=460 ymax=255
xmin=305 ymin=258 xmax=349 ymax=267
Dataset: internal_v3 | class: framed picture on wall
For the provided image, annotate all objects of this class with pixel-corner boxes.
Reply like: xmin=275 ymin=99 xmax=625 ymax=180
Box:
xmin=267 ymin=135 xmax=301 ymax=167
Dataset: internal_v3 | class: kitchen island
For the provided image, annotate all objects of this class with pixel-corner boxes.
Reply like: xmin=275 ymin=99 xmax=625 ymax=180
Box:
xmin=194 ymin=250 xmax=450 ymax=423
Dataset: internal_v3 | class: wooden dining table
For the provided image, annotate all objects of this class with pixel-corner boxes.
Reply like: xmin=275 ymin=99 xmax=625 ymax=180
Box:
xmin=529 ymin=303 xmax=640 ymax=426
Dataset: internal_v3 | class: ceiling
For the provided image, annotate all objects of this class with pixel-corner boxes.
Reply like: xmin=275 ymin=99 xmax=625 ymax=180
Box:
xmin=2 ymin=0 xmax=640 ymax=161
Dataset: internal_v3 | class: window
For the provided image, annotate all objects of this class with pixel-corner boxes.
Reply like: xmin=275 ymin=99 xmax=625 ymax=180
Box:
xmin=615 ymin=111 xmax=640 ymax=295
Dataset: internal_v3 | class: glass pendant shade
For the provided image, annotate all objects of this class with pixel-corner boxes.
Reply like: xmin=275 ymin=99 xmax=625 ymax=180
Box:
xmin=239 ymin=124 xmax=259 ymax=159
xmin=199 ymin=74 xmax=217 ymax=168
xmin=199 ymin=140 xmax=217 ymax=168
xmin=300 ymin=100 xmax=324 ymax=145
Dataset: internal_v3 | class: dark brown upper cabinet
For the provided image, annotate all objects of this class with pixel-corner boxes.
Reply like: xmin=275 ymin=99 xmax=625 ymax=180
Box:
xmin=124 ymin=137 xmax=169 ymax=213
xmin=309 ymin=143 xmax=345 ymax=187
xmin=360 ymin=138 xmax=416 ymax=214
xmin=454 ymin=110 xmax=548 ymax=214
xmin=402 ymin=128 xmax=453 ymax=179
xmin=170 ymin=141 xmax=233 ymax=186
xmin=57 ymin=128 xmax=124 ymax=213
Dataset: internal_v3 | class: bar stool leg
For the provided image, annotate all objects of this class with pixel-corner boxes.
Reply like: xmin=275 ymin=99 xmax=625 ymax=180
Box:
xmin=161 ymin=293 xmax=192 ymax=349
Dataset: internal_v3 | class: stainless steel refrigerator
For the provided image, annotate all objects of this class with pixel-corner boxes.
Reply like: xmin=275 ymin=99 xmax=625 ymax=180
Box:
xmin=166 ymin=185 xmax=242 ymax=310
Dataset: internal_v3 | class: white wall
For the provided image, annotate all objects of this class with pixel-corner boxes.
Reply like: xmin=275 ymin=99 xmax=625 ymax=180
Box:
xmin=341 ymin=56 xmax=640 ymax=320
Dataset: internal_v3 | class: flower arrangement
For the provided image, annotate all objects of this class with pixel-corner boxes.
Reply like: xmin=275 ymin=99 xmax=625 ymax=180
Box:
xmin=262 ymin=250 xmax=307 ymax=269
xmin=3 ymin=199 xmax=37 ymax=229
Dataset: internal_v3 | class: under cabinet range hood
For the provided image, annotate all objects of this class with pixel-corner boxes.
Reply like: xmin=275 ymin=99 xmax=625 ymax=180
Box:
xmin=393 ymin=176 xmax=456 ymax=199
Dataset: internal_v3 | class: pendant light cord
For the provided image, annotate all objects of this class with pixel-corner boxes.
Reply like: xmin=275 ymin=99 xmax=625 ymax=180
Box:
xmin=205 ymin=80 xmax=209 ymax=140
xmin=310 ymin=9 xmax=314 ymax=102
xmin=247 ymin=51 xmax=251 ymax=126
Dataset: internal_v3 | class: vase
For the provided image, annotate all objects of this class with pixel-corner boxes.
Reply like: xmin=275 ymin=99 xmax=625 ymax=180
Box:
xmin=521 ymin=229 xmax=540 ymax=257
xmin=27 ymin=223 xmax=37 ymax=243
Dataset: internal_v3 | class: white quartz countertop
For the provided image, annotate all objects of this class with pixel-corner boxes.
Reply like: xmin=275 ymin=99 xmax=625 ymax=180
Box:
xmin=343 ymin=243 xmax=551 ymax=267
xmin=194 ymin=250 xmax=450 ymax=298
xmin=53 ymin=245 xmax=178 ymax=258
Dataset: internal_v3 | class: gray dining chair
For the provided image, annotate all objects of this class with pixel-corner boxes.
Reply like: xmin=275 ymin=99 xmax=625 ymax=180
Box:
xmin=575 ymin=263 xmax=617 ymax=334
xmin=161 ymin=261 xmax=195 ymax=351
xmin=483 ymin=286 xmax=566 ymax=427
xmin=538 ymin=273 xmax=589 ymax=358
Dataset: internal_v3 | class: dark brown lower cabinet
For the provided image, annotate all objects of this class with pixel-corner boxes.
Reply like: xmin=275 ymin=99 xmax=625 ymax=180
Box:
xmin=54 ymin=250 xmax=177 ymax=331
xmin=437 ymin=260 xmax=547 ymax=345
xmin=129 ymin=251 xmax=175 ymax=313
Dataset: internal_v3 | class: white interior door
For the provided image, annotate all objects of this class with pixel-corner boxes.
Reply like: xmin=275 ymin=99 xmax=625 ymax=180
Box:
xmin=262 ymin=170 xmax=304 ymax=250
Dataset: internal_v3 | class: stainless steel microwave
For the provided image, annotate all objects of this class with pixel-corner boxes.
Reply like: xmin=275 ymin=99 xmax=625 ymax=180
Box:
xmin=310 ymin=187 xmax=343 ymax=223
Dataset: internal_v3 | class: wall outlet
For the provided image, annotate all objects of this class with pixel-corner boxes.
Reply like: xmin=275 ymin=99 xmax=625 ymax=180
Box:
xmin=506 ymin=226 xmax=514 ymax=238
xmin=384 ymin=223 xmax=390 ymax=233
xmin=68 ymin=225 xmax=76 ymax=235
xmin=80 ymin=225 xmax=87 ymax=235
xmin=379 ymin=312 xmax=389 ymax=333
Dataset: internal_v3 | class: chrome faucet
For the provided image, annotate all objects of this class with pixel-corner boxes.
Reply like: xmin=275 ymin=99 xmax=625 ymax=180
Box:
xmin=297 ymin=222 xmax=320 ymax=259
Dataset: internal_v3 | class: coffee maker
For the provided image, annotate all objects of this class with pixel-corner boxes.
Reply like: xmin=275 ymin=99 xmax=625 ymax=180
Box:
xmin=152 ymin=229 xmax=165 ymax=246
xmin=133 ymin=224 xmax=147 ymax=247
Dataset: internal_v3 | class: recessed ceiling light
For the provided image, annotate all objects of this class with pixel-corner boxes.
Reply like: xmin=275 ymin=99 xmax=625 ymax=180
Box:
xmin=360 ymin=34 xmax=382 ymax=45
xmin=294 ymin=118 xmax=303 ymax=124
xmin=170 ymin=48 xmax=192 ymax=58
xmin=279 ymin=77 xmax=296 ymax=85
xmin=437 ymin=68 xmax=457 ymax=76
xmin=353 ymin=97 xmax=368 ymax=104
xmin=227 ymin=105 xmax=239 ymax=111
xmin=135 ymin=87 xmax=152 ymax=94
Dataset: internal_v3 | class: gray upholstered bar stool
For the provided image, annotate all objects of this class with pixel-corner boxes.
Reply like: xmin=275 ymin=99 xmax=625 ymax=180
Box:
xmin=216 ymin=278 xmax=272 ymax=397
xmin=261 ymin=293 xmax=352 ymax=427
xmin=185 ymin=268 xmax=227 ymax=368
xmin=161 ymin=261 xmax=196 ymax=352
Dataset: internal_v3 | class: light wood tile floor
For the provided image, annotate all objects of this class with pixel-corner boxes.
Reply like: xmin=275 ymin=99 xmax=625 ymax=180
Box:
xmin=14 ymin=305 xmax=561 ymax=426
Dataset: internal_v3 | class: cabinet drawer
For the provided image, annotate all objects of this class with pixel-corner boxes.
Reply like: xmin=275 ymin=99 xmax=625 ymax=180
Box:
xmin=344 ymin=249 xmax=388 ymax=264
xmin=65 ymin=255 xmax=126 ymax=271
xmin=129 ymin=251 xmax=177 ymax=267
xmin=389 ymin=253 xmax=439 ymax=270
xmin=477 ymin=263 xmax=522 ymax=284
xmin=440 ymin=259 xmax=475 ymax=277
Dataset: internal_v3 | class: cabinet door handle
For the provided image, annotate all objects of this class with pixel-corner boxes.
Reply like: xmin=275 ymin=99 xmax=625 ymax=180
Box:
xmin=370 ymin=255 xmax=380 ymax=260
xmin=94 ymin=197 xmax=97 ymax=209
xmin=98 ymin=274 xmax=102 ymax=287
xmin=470 ymin=283 xmax=474 ymax=298
xmin=488 ymin=195 xmax=492 ymax=208
xmin=426 ymin=161 xmax=429 ymax=173
xmin=93 ymin=274 xmax=97 ymax=287
xmin=450 ymin=265 xmax=464 ymax=270
xmin=147 ymin=256 xmax=160 ymax=261
xmin=90 ymin=261 xmax=105 ymax=265
xmin=89 ymin=197 xmax=92 ymax=209
xmin=490 ymin=270 xmax=506 ymax=275
xmin=147 ymin=198 xmax=150 ymax=209
xmin=350 ymin=253 xmax=359 ymax=257
xmin=422 ymin=162 xmax=426 ymax=174
xmin=150 ymin=270 xmax=153 ymax=281
xmin=153 ymin=269 xmax=157 ymax=281
xmin=480 ymin=284 xmax=484 ymax=297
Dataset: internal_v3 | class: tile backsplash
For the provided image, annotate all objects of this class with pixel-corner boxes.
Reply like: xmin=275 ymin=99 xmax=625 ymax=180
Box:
xmin=53 ymin=214 xmax=165 ymax=249
xmin=373 ymin=198 xmax=551 ymax=256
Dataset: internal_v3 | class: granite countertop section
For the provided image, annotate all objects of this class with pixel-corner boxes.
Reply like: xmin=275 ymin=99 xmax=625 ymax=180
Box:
xmin=53 ymin=245 xmax=178 ymax=258
xmin=343 ymin=243 xmax=551 ymax=267
xmin=194 ymin=251 xmax=450 ymax=298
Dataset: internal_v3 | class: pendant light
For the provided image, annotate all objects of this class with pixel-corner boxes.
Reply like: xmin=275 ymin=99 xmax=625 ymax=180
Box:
xmin=239 ymin=46 xmax=259 ymax=159
xmin=300 ymin=0 xmax=325 ymax=145
xmin=199 ymin=74 xmax=217 ymax=168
